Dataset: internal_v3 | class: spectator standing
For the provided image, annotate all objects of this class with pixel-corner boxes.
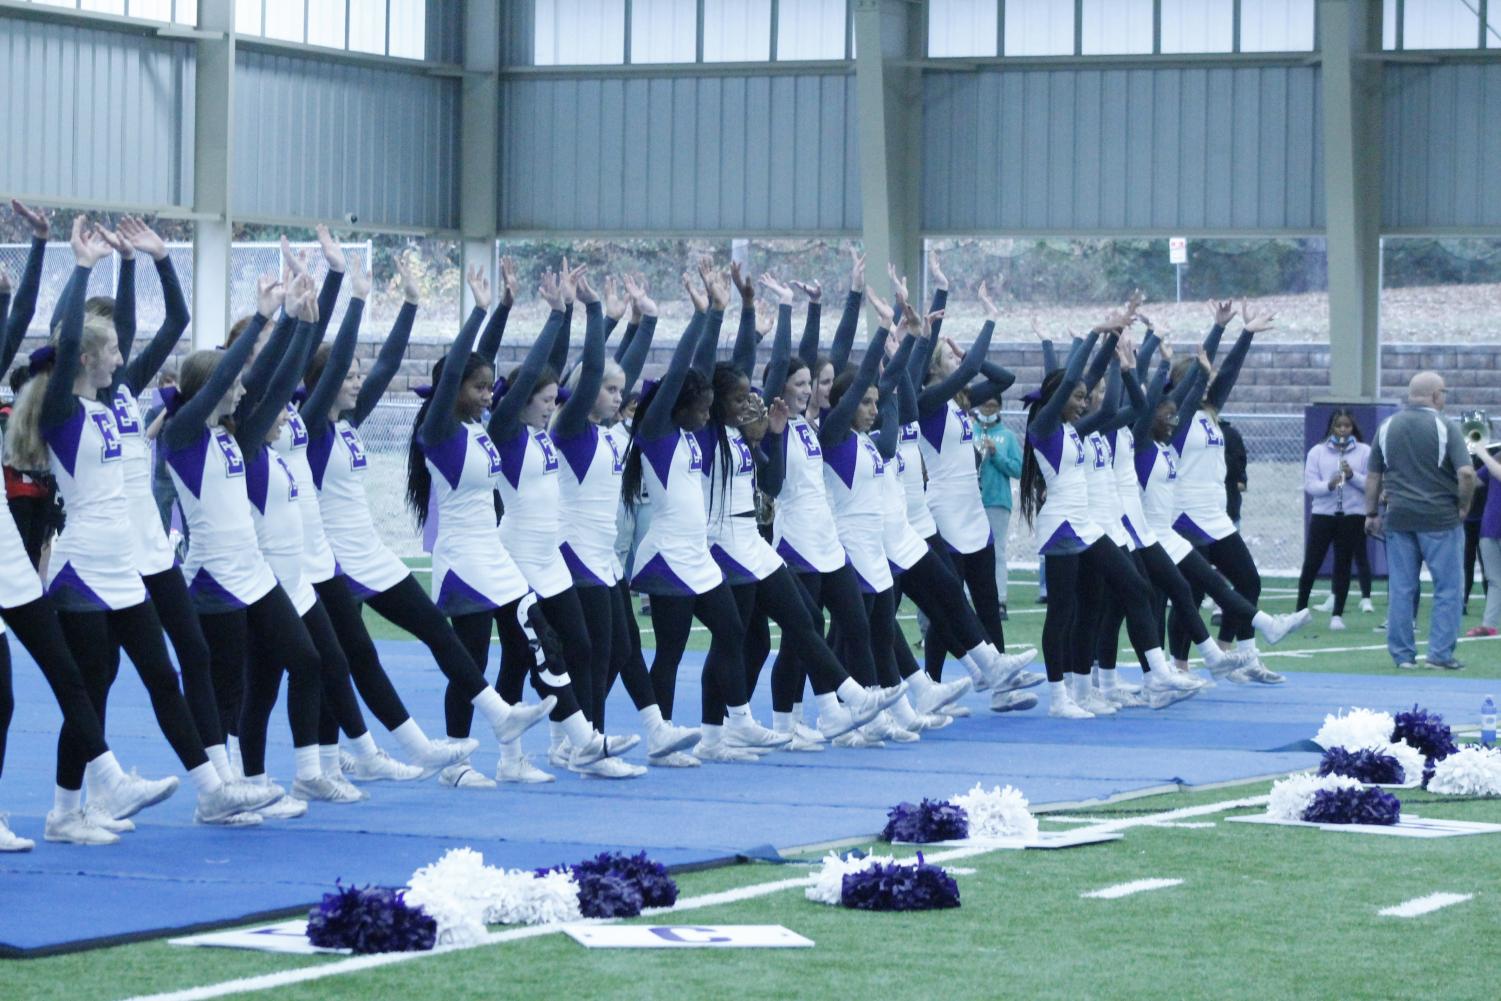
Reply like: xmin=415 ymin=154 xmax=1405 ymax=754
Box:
xmin=1365 ymin=372 xmax=1476 ymax=669
xmin=1296 ymin=408 xmax=1374 ymax=630
xmin=973 ymin=397 xmax=1022 ymax=620
xmin=1465 ymin=443 xmax=1501 ymax=638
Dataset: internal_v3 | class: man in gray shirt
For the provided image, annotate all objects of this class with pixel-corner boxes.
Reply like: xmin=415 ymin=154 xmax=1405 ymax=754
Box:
xmin=1365 ymin=371 xmax=1476 ymax=669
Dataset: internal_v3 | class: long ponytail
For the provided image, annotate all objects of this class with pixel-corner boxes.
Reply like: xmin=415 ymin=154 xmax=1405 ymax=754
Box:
xmin=1018 ymin=369 xmax=1063 ymax=528
xmin=6 ymin=317 xmax=115 ymax=472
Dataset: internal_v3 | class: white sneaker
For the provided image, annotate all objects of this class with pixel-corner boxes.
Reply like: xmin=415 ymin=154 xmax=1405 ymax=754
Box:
xmin=1203 ymin=645 xmax=1254 ymax=679
xmin=918 ymin=712 xmax=954 ymax=730
xmin=1147 ymin=667 xmax=1202 ymax=692
xmin=1258 ymin=608 xmax=1312 ymax=646
xmin=1316 ymin=594 xmax=1336 ymax=612
xmin=345 ymin=749 xmax=424 ymax=782
xmin=1048 ymin=692 xmax=1093 ymax=720
xmin=292 ymin=775 xmax=364 ymax=804
xmin=1143 ymin=685 xmax=1197 ymax=709
xmin=864 ymin=711 xmax=920 ymax=743
xmin=567 ymin=734 xmax=610 ymax=768
xmin=1075 ymin=687 xmax=1117 ymax=716
xmin=782 ymin=730 xmax=828 ymax=752
xmin=406 ymin=737 xmax=482 ymax=779
xmin=97 ymin=771 xmax=179 ymax=821
xmin=330 ymin=773 xmax=369 ymax=801
xmin=45 ymin=809 xmax=119 ymax=845
xmin=944 ymin=704 xmax=973 ymax=718
xmin=258 ymin=795 xmax=309 ymax=820
xmin=548 ymin=740 xmax=574 ymax=769
xmin=83 ymin=802 xmax=135 ymax=834
xmin=492 ymin=696 xmax=557 ymax=744
xmin=724 ymin=715 xmax=792 ymax=750
xmin=793 ymin=721 xmax=826 ymax=745
xmin=816 ymin=702 xmax=859 ymax=740
xmin=497 ymin=754 xmax=555 ymax=784
xmin=989 ymin=690 xmax=1039 ymax=713
xmin=439 ymin=762 xmax=497 ymax=789
xmin=911 ymin=676 xmax=973 ymax=716
xmin=1244 ymin=660 xmax=1286 ymax=685
xmin=835 ymin=689 xmax=890 ymax=732
xmin=694 ymin=742 xmax=760 ymax=763
xmin=646 ymin=722 xmax=700 ymax=758
xmin=1329 ymin=615 xmax=1346 ymax=632
xmin=831 ymin=731 xmax=884 ymax=749
xmin=197 ymin=808 xmax=264 ymax=827
xmin=602 ymin=733 xmax=642 ymax=756
xmin=0 ymin=814 xmax=34 ymax=852
xmin=196 ymin=781 xmax=281 ymax=824
xmin=1105 ymin=686 xmax=1149 ymax=708
xmin=1115 ymin=680 xmax=1143 ymax=696
xmin=1226 ymin=665 xmax=1257 ymax=685
xmin=575 ymin=756 xmax=647 ymax=779
xmin=648 ymin=751 xmax=701 ymax=767
xmin=1360 ymin=597 xmax=1375 ymax=614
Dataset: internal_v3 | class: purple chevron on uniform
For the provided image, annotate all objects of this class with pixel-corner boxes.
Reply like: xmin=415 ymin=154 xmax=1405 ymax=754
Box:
xmin=306 ymin=421 xmax=336 ymax=489
xmin=45 ymin=561 xmax=110 ymax=610
xmin=710 ymin=544 xmax=760 ymax=585
xmin=560 ymin=542 xmax=611 ymax=588
xmin=630 ymin=553 xmax=696 ymax=596
xmin=423 ymin=425 xmax=470 ymax=489
xmin=638 ymin=433 xmax=681 ymax=487
xmin=1173 ymin=513 xmax=1215 ymax=545
xmin=1039 ymin=521 xmax=1087 ymax=556
xmin=41 ymin=405 xmax=88 ymax=477
xmin=165 ymin=428 xmax=212 ymax=499
xmin=552 ymin=425 xmax=602 ymax=483
xmin=188 ymin=568 xmax=248 ymax=610
xmin=435 ymin=569 xmax=499 ymax=615
xmin=823 ymin=435 xmax=860 ymax=488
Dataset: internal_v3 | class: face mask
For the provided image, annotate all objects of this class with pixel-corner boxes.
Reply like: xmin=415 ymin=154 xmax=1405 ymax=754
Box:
xmin=1330 ymin=434 xmax=1352 ymax=448
xmin=973 ymin=411 xmax=1000 ymax=426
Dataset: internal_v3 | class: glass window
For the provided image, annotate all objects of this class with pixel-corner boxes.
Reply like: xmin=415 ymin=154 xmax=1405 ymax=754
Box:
xmin=306 ymin=0 xmax=347 ymax=49
xmin=928 ymin=0 xmax=998 ymax=58
xmin=262 ymin=0 xmax=305 ymax=43
xmin=630 ymin=0 xmax=697 ymax=63
xmin=1160 ymin=0 xmax=1233 ymax=53
xmin=1004 ymin=0 xmax=1074 ymax=57
xmin=235 ymin=0 xmax=263 ymax=35
xmin=704 ymin=0 xmax=771 ymax=62
xmin=1238 ymin=0 xmax=1315 ymax=52
xmin=175 ymin=0 xmax=196 ymax=25
xmin=1081 ymin=0 xmax=1152 ymax=55
xmin=348 ymin=0 xmax=389 ymax=53
xmin=1402 ymin=0 xmax=1479 ymax=49
xmin=1491 ymin=4 xmax=1501 ymax=47
xmin=1384 ymin=0 xmax=1398 ymax=49
xmin=80 ymin=0 xmax=127 ymax=14
xmin=388 ymin=0 xmax=427 ymax=58
xmin=128 ymin=0 xmax=174 ymax=21
xmin=534 ymin=0 xmax=626 ymax=65
xmin=777 ymin=0 xmax=847 ymax=59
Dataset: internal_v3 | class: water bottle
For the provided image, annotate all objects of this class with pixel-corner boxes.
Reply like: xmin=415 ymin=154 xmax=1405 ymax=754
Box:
xmin=1482 ymin=696 xmax=1497 ymax=748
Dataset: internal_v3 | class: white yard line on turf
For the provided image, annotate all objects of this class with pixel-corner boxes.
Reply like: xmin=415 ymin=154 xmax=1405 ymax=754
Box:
xmin=1378 ymin=892 xmax=1473 ymax=918
xmin=1081 ymin=878 xmax=1183 ymax=899
xmin=117 ymin=794 xmax=1271 ymax=1001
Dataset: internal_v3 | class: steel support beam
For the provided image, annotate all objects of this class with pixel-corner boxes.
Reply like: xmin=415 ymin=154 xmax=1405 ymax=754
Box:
xmin=460 ymin=0 xmax=501 ymax=316
xmin=192 ymin=0 xmax=234 ymax=347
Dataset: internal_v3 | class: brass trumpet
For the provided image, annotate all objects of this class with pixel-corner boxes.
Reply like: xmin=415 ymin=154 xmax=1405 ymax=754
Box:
xmin=1462 ymin=410 xmax=1501 ymax=455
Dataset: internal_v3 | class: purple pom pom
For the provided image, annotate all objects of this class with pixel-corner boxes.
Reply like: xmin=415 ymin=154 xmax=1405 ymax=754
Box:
xmin=305 ymin=882 xmax=436 ymax=954
xmin=575 ymin=873 xmax=644 ymax=918
xmin=840 ymin=853 xmax=962 ymax=911
xmin=1392 ymin=705 xmax=1458 ymax=763
xmin=1302 ymin=786 xmax=1401 ymax=826
xmin=880 ymin=799 xmax=969 ymax=844
xmin=567 ymin=851 xmax=679 ymax=908
xmin=1318 ymin=746 xmax=1405 ymax=785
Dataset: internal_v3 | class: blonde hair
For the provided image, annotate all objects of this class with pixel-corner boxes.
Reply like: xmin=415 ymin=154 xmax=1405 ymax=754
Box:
xmin=5 ymin=316 xmax=116 ymax=472
xmin=550 ymin=359 xmax=626 ymax=433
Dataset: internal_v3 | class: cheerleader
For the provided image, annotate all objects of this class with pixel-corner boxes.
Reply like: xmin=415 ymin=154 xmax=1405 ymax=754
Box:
xmin=621 ymin=280 xmax=787 ymax=757
xmin=549 ymin=274 xmax=701 ymax=766
xmin=1168 ymin=302 xmax=1306 ymax=682
xmin=415 ymin=267 xmax=639 ymax=782
xmin=302 ymin=259 xmax=553 ymax=763
xmin=6 ymin=218 xmax=274 ymax=837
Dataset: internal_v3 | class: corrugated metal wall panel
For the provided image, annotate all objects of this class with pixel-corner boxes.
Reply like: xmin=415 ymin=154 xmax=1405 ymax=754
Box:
xmin=0 ymin=15 xmax=193 ymax=208
xmin=1383 ymin=62 xmax=1501 ymax=230
xmin=922 ymin=64 xmax=1324 ymax=233
xmin=234 ymin=50 xmax=460 ymax=230
xmin=426 ymin=1 xmax=464 ymax=64
xmin=498 ymin=70 xmax=861 ymax=233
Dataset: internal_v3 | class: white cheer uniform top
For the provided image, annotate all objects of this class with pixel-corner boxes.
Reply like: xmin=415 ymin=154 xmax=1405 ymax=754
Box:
xmin=1025 ymin=422 xmax=1103 ymax=556
xmin=880 ymin=435 xmax=931 ymax=573
xmin=630 ymin=429 xmax=723 ymax=596
xmin=1136 ymin=440 xmax=1193 ymax=563
xmin=918 ymin=401 xmax=993 ymax=554
xmin=822 ymin=431 xmax=893 ymax=593
xmin=166 ymin=425 xmax=278 ymax=612
xmin=771 ymin=416 xmax=847 ymax=575
xmin=308 ymin=418 xmax=409 ymax=599
xmin=111 ymin=384 xmax=176 ymax=575
xmin=247 ymin=444 xmax=315 ymax=615
xmin=701 ymin=425 xmax=782 ymax=585
xmin=272 ymin=404 xmax=337 ymax=585
xmin=43 ymin=397 xmax=146 ymax=611
xmin=553 ymin=422 xmax=627 ymax=588
xmin=493 ymin=427 xmax=572 ymax=599
xmin=897 ymin=422 xmax=938 ymax=540
xmin=424 ymin=421 xmax=530 ymax=614
xmin=1113 ymin=426 xmax=1157 ymax=549
xmin=1084 ymin=428 xmax=1131 ymax=549
xmin=1171 ymin=409 xmax=1237 ymax=545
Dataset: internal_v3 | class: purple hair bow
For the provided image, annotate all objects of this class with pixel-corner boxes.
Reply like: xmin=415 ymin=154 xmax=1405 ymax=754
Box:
xmin=1021 ymin=388 xmax=1042 ymax=404
xmin=28 ymin=345 xmax=56 ymax=372
xmin=412 ymin=384 xmax=435 ymax=399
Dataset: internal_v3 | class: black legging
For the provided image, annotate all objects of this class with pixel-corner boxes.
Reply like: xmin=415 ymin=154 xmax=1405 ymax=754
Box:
xmin=646 ymin=582 xmax=747 ymax=723
xmin=304 ymin=598 xmax=371 ymax=747
xmin=768 ymin=564 xmax=877 ymax=699
xmin=730 ymin=565 xmax=848 ymax=719
xmin=576 ymin=584 xmax=625 ymax=726
xmin=1167 ymin=548 xmax=1262 ymax=660
xmin=313 ymin=574 xmax=414 ymax=733
xmin=898 ymin=547 xmax=988 ymax=679
xmin=922 ymin=537 xmax=1007 ymax=679
xmin=536 ymin=588 xmax=596 ymax=728
xmin=1464 ymin=517 xmax=1483 ymax=607
xmin=141 ymin=568 xmax=221 ymax=748
xmin=362 ymin=574 xmax=497 ymax=704
xmin=448 ymin=594 xmax=581 ymax=740
xmin=200 ymin=587 xmax=323 ymax=778
xmin=1297 ymin=513 xmax=1373 ymax=615
xmin=1042 ymin=539 xmax=1162 ymax=683
xmin=55 ymin=601 xmax=208 ymax=790
xmin=1197 ymin=533 xmax=1261 ymax=642
xmin=0 ymin=598 xmax=113 ymax=777
xmin=605 ymin=580 xmax=659 ymax=725
xmin=1099 ymin=543 xmax=1211 ymax=670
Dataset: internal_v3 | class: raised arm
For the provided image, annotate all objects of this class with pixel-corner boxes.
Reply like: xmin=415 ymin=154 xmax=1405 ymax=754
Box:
xmin=554 ymin=285 xmax=605 ymax=437
xmin=759 ymin=275 xmax=796 ymax=397
xmin=820 ymin=325 xmax=888 ymax=448
xmin=350 ymin=282 xmax=414 ymax=427
xmin=122 ymin=256 xmax=190 ymax=397
xmin=796 ymin=291 xmax=822 ymax=369
xmin=918 ymin=315 xmax=991 ymax=417
xmin=300 ymin=297 xmax=362 ymax=426
xmin=41 ymin=221 xmax=110 ymax=431
xmin=1205 ymin=303 xmax=1271 ymax=412
xmin=489 ymin=307 xmax=565 ymax=443
xmin=162 ymin=316 xmax=259 ymax=450
xmin=109 ymin=248 xmax=138 ymax=365
xmin=3 ymin=203 xmax=49 ymax=372
xmin=755 ymin=397 xmax=790 ymax=498
xmin=1081 ymin=331 xmax=1119 ymax=395
xmin=1134 ymin=326 xmax=1161 ymax=382
xmin=1201 ymin=299 xmax=1234 ymax=364
xmin=638 ymin=306 xmax=704 ymax=441
xmin=420 ymin=302 xmax=487 ymax=450
xmin=477 ymin=255 xmax=517 ymax=364
xmin=238 ymin=312 xmax=316 ymax=453
xmin=829 ymin=289 xmax=863 ymax=372
xmin=617 ymin=277 xmax=658 ymax=397
xmin=1031 ymin=330 xmax=1100 ymax=440
xmin=1132 ymin=354 xmax=1171 ymax=445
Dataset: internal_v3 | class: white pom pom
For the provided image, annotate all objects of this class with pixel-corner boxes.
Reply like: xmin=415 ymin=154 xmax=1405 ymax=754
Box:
xmin=1313 ymin=707 xmax=1396 ymax=751
xmin=407 ymin=847 xmax=583 ymax=938
xmin=1372 ymin=740 xmax=1427 ymax=786
xmin=951 ymin=783 xmax=1039 ymax=840
xmin=1427 ymin=745 xmax=1501 ymax=796
xmin=1266 ymin=772 xmax=1363 ymax=821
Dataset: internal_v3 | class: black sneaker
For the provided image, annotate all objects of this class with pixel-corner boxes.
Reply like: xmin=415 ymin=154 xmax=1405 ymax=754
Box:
xmin=1423 ymin=655 xmax=1465 ymax=670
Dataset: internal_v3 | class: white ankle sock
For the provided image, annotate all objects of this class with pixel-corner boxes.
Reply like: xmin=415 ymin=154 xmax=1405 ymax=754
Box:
xmin=1143 ymin=648 xmax=1169 ymax=673
xmin=500 ymin=740 xmax=522 ymax=765
xmin=813 ymin=692 xmax=840 ymax=716
xmin=638 ymin=704 xmax=664 ymax=730
xmin=54 ymin=785 xmax=82 ymax=813
xmin=772 ymin=711 xmax=795 ymax=733
xmin=470 ymin=688 xmax=513 ymax=728
xmin=726 ymin=704 xmax=751 ymax=720
xmin=1251 ymin=610 xmax=1273 ymax=631
xmin=1097 ymin=668 xmax=1117 ymax=692
xmin=1236 ymin=638 xmax=1257 ymax=653
xmin=391 ymin=719 xmax=431 ymax=757
xmin=1048 ymin=679 xmax=1070 ymax=704
xmin=204 ymin=744 xmax=232 ymax=782
xmin=319 ymin=745 xmax=342 ymax=776
xmin=293 ymin=746 xmax=321 ymax=782
xmin=83 ymin=752 xmax=125 ymax=793
xmin=348 ymin=732 xmax=379 ymax=759
xmin=187 ymin=762 xmax=222 ymax=795
xmin=226 ymin=734 xmax=242 ymax=774
xmin=700 ymin=723 xmax=723 ymax=747
xmin=836 ymin=678 xmax=864 ymax=702
xmin=560 ymin=711 xmax=594 ymax=747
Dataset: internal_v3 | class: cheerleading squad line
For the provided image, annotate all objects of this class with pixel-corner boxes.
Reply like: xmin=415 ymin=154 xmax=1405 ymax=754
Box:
xmin=0 ymin=202 xmax=1308 ymax=851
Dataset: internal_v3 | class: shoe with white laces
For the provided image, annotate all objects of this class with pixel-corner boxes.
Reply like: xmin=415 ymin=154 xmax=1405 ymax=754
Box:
xmin=1075 ymin=687 xmax=1117 ymax=716
xmin=944 ymin=704 xmax=973 ymax=718
xmin=1149 ymin=667 xmax=1203 ymax=691
xmin=782 ymin=730 xmax=828 ymax=752
xmin=1143 ymin=673 xmax=1199 ymax=708
xmin=1360 ymin=597 xmax=1375 ymax=614
xmin=1202 ymin=645 xmax=1255 ymax=679
xmin=45 ymin=809 xmax=119 ymax=845
xmin=257 ymin=795 xmax=309 ymax=820
xmin=548 ymin=740 xmax=573 ymax=769
xmin=492 ymin=696 xmax=557 ymax=745
xmin=836 ymin=689 xmax=892 ymax=733
xmin=911 ymin=675 xmax=973 ymax=716
xmin=1316 ymin=594 xmax=1336 ymax=613
xmin=1105 ymin=686 xmax=1150 ymax=708
xmin=96 ymin=771 xmax=179 ymax=822
xmin=292 ymin=775 xmax=364 ymax=804
xmin=817 ymin=702 xmax=858 ymax=739
xmin=989 ymin=690 xmax=1039 ymax=713
xmin=439 ymin=762 xmax=497 ymax=789
xmin=0 ymin=814 xmax=34 ymax=852
xmin=648 ymin=751 xmax=701 ymax=768
xmin=646 ymin=722 xmax=700 ymax=758
xmin=695 ymin=742 xmax=761 ymax=763
xmin=344 ymin=749 xmax=425 ymax=783
xmin=793 ymin=721 xmax=826 ymax=745
xmin=408 ymin=738 xmax=483 ymax=780
xmin=566 ymin=733 xmax=609 ymax=769
xmin=724 ymin=715 xmax=792 ymax=750
xmin=339 ymin=748 xmax=359 ymax=775
xmin=497 ymin=754 xmax=555 ymax=784
xmin=1244 ymin=660 xmax=1286 ymax=684
xmin=1115 ymin=680 xmax=1143 ymax=696
xmin=195 ymin=781 xmax=278 ymax=824
xmin=831 ymin=730 xmax=884 ymax=749
xmin=330 ymin=773 xmax=369 ymax=801
xmin=1048 ymin=691 xmax=1093 ymax=720
xmin=576 ymin=756 xmax=648 ymax=779
xmin=83 ymin=801 xmax=134 ymax=834
xmin=602 ymin=733 xmax=641 ymax=756
xmin=1258 ymin=608 xmax=1312 ymax=646
xmin=918 ymin=712 xmax=954 ymax=730
xmin=1327 ymin=614 xmax=1346 ymax=631
xmin=864 ymin=712 xmax=921 ymax=743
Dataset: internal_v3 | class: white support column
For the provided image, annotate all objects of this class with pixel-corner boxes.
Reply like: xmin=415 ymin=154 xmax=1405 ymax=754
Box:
xmin=853 ymin=0 xmax=923 ymax=301
xmin=192 ymin=0 xmax=234 ymax=348
xmin=1320 ymin=0 xmax=1384 ymax=400
xmin=460 ymin=0 xmax=501 ymax=316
